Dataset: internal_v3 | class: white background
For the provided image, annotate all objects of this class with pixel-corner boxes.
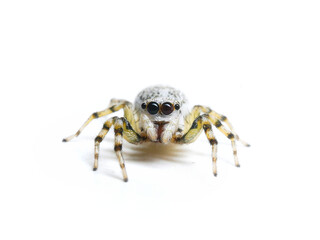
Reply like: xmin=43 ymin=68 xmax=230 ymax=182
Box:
xmin=1 ymin=0 xmax=319 ymax=239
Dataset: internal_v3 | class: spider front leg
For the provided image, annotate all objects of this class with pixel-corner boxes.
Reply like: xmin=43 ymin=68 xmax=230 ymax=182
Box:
xmin=62 ymin=99 xmax=131 ymax=142
xmin=174 ymin=114 xmax=219 ymax=176
xmin=209 ymin=111 xmax=249 ymax=147
xmin=94 ymin=116 xmax=144 ymax=182
xmin=185 ymin=105 xmax=250 ymax=147
xmin=201 ymin=106 xmax=250 ymax=147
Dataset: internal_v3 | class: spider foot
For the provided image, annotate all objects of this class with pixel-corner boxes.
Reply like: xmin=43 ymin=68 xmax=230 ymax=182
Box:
xmin=237 ymin=137 xmax=250 ymax=147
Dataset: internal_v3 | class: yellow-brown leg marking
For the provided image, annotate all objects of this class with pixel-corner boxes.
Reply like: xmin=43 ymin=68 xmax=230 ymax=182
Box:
xmin=114 ymin=119 xmax=128 ymax=182
xmin=200 ymin=106 xmax=250 ymax=147
xmin=210 ymin=110 xmax=250 ymax=147
xmin=93 ymin=117 xmax=116 ymax=170
xmin=93 ymin=115 xmax=141 ymax=180
xmin=208 ymin=116 xmax=240 ymax=167
xmin=179 ymin=105 xmax=248 ymax=171
xmin=187 ymin=105 xmax=249 ymax=147
xmin=120 ymin=117 xmax=146 ymax=144
xmin=175 ymin=114 xmax=219 ymax=176
xmin=202 ymin=118 xmax=219 ymax=176
xmin=183 ymin=105 xmax=202 ymax=134
xmin=63 ymin=101 xmax=130 ymax=142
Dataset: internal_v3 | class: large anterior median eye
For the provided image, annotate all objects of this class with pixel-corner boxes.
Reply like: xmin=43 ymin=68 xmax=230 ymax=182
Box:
xmin=147 ymin=102 xmax=159 ymax=115
xmin=161 ymin=102 xmax=174 ymax=115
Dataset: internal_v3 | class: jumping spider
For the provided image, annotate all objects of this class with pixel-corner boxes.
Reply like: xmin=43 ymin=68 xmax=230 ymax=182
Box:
xmin=63 ymin=85 xmax=249 ymax=182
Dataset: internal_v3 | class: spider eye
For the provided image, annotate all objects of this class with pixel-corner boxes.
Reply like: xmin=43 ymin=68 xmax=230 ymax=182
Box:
xmin=161 ymin=102 xmax=174 ymax=115
xmin=147 ymin=102 xmax=159 ymax=115
xmin=141 ymin=103 xmax=146 ymax=109
xmin=174 ymin=104 xmax=180 ymax=110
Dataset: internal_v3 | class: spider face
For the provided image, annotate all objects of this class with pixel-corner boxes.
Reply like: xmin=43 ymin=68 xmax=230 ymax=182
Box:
xmin=134 ymin=86 xmax=188 ymax=142
xmin=136 ymin=86 xmax=187 ymax=119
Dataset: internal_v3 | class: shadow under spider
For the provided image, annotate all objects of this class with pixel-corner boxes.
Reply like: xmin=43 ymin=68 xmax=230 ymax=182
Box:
xmin=80 ymin=137 xmax=209 ymax=172
xmin=109 ymin=142 xmax=203 ymax=164
xmin=129 ymin=143 xmax=197 ymax=162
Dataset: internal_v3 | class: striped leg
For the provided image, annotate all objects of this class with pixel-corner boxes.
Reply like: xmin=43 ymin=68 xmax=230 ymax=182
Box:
xmin=62 ymin=100 xmax=131 ymax=142
xmin=113 ymin=117 xmax=146 ymax=181
xmin=175 ymin=114 xmax=219 ymax=176
xmin=186 ymin=105 xmax=250 ymax=147
xmin=93 ymin=117 xmax=116 ymax=171
xmin=208 ymin=115 xmax=240 ymax=167
xmin=197 ymin=105 xmax=250 ymax=147
xmin=182 ymin=105 xmax=202 ymax=134
xmin=209 ymin=109 xmax=249 ymax=147
xmin=93 ymin=117 xmax=143 ymax=182
xmin=113 ymin=118 xmax=128 ymax=182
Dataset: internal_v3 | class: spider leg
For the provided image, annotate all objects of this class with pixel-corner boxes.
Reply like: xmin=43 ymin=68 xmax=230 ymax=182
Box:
xmin=113 ymin=118 xmax=128 ymax=182
xmin=113 ymin=117 xmax=145 ymax=182
xmin=182 ymin=105 xmax=201 ymax=134
xmin=208 ymin=109 xmax=249 ymax=147
xmin=174 ymin=114 xmax=218 ymax=176
xmin=200 ymin=105 xmax=250 ymax=147
xmin=93 ymin=117 xmax=116 ymax=171
xmin=182 ymin=104 xmax=248 ymax=168
xmin=94 ymin=116 xmax=144 ymax=182
xmin=108 ymin=98 xmax=127 ymax=107
xmin=62 ymin=99 xmax=131 ymax=142
xmin=184 ymin=105 xmax=249 ymax=147
xmin=207 ymin=115 xmax=240 ymax=167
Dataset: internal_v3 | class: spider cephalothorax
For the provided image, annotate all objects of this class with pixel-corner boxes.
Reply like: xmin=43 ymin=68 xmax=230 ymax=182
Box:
xmin=134 ymin=86 xmax=189 ymax=144
xmin=63 ymin=85 xmax=249 ymax=182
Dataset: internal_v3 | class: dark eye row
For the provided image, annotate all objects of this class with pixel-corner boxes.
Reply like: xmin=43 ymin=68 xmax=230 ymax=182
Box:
xmin=141 ymin=102 xmax=180 ymax=115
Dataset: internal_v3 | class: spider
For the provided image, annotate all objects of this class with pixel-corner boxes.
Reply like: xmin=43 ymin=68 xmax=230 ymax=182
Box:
xmin=63 ymin=85 xmax=249 ymax=182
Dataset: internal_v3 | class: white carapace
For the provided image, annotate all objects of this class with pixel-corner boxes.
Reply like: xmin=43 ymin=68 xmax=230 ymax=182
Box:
xmin=134 ymin=85 xmax=189 ymax=143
